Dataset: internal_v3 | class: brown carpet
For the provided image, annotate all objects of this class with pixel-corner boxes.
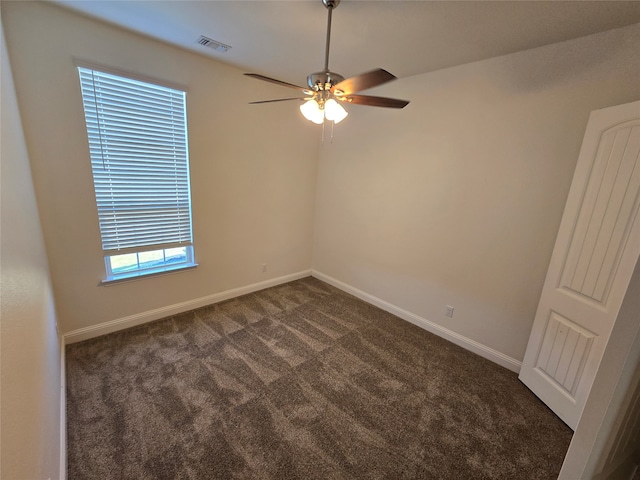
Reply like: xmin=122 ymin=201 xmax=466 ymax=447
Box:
xmin=66 ymin=277 xmax=572 ymax=479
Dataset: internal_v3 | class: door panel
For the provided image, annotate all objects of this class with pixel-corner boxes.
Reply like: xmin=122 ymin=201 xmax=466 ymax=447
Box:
xmin=519 ymin=101 xmax=640 ymax=430
xmin=560 ymin=122 xmax=640 ymax=303
xmin=535 ymin=311 xmax=594 ymax=397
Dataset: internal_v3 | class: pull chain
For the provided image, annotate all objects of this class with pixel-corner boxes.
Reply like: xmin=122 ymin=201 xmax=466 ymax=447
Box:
xmin=320 ymin=120 xmax=335 ymax=144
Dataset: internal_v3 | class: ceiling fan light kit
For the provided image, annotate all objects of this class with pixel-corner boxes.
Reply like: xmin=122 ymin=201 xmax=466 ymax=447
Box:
xmin=324 ymin=99 xmax=348 ymax=123
xmin=300 ymin=98 xmax=348 ymax=124
xmin=245 ymin=0 xmax=409 ymax=125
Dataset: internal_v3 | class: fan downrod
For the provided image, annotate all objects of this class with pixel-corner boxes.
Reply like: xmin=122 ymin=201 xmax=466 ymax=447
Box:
xmin=310 ymin=0 xmax=343 ymax=91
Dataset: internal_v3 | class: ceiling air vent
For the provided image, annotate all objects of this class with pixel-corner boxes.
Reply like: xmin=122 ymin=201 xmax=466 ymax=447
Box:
xmin=196 ymin=35 xmax=231 ymax=53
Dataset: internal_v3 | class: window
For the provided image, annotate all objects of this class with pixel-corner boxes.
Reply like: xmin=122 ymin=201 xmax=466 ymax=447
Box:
xmin=78 ymin=66 xmax=195 ymax=282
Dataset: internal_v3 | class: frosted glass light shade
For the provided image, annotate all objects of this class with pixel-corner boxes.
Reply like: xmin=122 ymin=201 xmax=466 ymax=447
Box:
xmin=324 ymin=98 xmax=348 ymax=123
xmin=300 ymin=99 xmax=324 ymax=124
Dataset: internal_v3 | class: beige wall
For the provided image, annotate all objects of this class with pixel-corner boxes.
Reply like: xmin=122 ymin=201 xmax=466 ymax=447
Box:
xmin=313 ymin=24 xmax=640 ymax=362
xmin=0 ymin=18 xmax=62 ymax=480
xmin=2 ymin=1 xmax=320 ymax=335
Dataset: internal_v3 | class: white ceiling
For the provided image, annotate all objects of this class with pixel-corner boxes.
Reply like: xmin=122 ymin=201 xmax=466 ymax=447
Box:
xmin=49 ymin=0 xmax=640 ymax=87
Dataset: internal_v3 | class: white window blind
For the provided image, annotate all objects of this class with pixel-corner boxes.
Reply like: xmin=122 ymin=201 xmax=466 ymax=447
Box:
xmin=78 ymin=67 xmax=193 ymax=254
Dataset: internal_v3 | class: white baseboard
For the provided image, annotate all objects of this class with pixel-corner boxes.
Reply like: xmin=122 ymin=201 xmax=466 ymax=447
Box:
xmin=63 ymin=270 xmax=312 ymax=344
xmin=59 ymin=334 xmax=67 ymax=480
xmin=311 ymin=270 xmax=522 ymax=373
xmin=62 ymin=268 xmax=521 ymax=372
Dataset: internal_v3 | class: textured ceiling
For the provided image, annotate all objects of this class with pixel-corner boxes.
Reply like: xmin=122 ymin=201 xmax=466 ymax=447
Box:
xmin=49 ymin=0 xmax=640 ymax=85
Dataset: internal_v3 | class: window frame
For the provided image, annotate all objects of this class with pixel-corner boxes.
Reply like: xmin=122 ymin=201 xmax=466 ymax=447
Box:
xmin=77 ymin=63 xmax=197 ymax=283
xmin=104 ymin=245 xmax=196 ymax=284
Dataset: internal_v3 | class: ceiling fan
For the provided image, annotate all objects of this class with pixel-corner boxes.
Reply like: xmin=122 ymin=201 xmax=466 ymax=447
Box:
xmin=244 ymin=0 xmax=410 ymax=125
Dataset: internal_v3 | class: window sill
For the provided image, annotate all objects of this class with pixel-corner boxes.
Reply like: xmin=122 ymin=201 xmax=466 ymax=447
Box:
xmin=100 ymin=263 xmax=198 ymax=286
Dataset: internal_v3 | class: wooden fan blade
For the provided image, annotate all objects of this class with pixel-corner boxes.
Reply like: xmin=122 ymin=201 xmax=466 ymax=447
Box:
xmin=331 ymin=68 xmax=396 ymax=95
xmin=343 ymin=94 xmax=409 ymax=109
xmin=249 ymin=97 xmax=307 ymax=104
xmin=244 ymin=73 xmax=307 ymax=92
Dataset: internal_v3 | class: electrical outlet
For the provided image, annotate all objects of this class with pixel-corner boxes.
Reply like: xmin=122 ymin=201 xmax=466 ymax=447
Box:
xmin=262 ymin=263 xmax=267 ymax=273
xmin=445 ymin=305 xmax=454 ymax=318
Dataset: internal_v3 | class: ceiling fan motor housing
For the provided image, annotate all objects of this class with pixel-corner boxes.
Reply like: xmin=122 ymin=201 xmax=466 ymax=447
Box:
xmin=307 ymin=71 xmax=345 ymax=92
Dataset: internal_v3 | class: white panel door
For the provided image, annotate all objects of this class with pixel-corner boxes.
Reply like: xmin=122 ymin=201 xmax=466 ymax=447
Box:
xmin=519 ymin=100 xmax=640 ymax=430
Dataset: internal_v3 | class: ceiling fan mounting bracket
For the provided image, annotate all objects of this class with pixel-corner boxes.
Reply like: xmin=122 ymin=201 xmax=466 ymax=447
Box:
xmin=322 ymin=0 xmax=340 ymax=10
